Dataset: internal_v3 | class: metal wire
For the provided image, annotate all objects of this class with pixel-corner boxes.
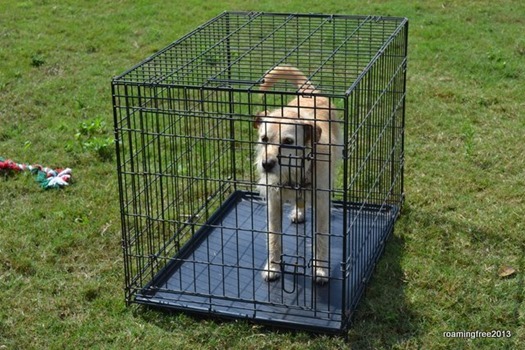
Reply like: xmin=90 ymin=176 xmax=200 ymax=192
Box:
xmin=113 ymin=11 xmax=408 ymax=334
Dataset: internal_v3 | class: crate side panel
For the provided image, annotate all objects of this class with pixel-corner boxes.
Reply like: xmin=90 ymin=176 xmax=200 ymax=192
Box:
xmin=114 ymin=84 xmax=249 ymax=295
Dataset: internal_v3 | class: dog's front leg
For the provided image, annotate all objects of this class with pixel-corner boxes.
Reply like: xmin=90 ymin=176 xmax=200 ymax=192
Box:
xmin=313 ymin=191 xmax=330 ymax=284
xmin=262 ymin=189 xmax=282 ymax=281
xmin=290 ymin=197 xmax=306 ymax=223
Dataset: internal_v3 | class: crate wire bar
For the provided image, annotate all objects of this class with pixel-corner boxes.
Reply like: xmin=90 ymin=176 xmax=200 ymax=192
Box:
xmin=113 ymin=12 xmax=408 ymax=334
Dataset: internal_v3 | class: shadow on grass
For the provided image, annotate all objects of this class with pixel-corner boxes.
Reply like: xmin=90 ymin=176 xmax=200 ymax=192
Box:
xmin=347 ymin=231 xmax=420 ymax=348
xmin=345 ymin=201 xmax=525 ymax=348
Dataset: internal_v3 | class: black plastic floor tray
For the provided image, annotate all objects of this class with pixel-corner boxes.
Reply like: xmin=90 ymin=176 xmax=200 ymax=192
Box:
xmin=135 ymin=191 xmax=398 ymax=333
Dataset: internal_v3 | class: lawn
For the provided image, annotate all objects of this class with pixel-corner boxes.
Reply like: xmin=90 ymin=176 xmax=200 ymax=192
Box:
xmin=1 ymin=0 xmax=524 ymax=349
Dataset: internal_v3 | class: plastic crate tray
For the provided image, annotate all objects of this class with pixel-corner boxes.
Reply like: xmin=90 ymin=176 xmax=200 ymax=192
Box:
xmin=135 ymin=191 xmax=398 ymax=333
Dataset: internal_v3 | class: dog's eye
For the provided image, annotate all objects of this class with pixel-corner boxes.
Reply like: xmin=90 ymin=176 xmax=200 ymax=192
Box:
xmin=283 ymin=137 xmax=294 ymax=145
xmin=261 ymin=135 xmax=268 ymax=143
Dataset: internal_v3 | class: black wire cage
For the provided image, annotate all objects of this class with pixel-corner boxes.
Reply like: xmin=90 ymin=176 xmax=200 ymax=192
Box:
xmin=112 ymin=12 xmax=408 ymax=334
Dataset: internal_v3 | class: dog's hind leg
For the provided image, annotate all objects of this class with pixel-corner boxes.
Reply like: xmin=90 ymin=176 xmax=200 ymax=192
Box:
xmin=262 ymin=189 xmax=282 ymax=281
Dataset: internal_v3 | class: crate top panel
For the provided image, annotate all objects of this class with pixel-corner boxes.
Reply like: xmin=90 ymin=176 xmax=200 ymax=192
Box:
xmin=113 ymin=12 xmax=407 ymax=96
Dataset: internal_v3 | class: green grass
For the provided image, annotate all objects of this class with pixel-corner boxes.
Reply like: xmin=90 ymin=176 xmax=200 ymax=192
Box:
xmin=1 ymin=0 xmax=524 ymax=349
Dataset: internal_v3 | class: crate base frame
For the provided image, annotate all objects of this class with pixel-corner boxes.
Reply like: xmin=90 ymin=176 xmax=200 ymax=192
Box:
xmin=133 ymin=190 xmax=398 ymax=334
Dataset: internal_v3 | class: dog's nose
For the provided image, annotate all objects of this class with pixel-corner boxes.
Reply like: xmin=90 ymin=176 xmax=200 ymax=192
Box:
xmin=262 ymin=159 xmax=276 ymax=172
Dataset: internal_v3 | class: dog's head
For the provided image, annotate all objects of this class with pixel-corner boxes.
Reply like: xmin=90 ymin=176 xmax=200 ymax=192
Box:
xmin=254 ymin=113 xmax=321 ymax=186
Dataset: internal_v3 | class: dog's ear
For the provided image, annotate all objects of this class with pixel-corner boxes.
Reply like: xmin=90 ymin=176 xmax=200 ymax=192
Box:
xmin=253 ymin=111 xmax=267 ymax=129
xmin=253 ymin=116 xmax=261 ymax=129
xmin=303 ymin=123 xmax=322 ymax=144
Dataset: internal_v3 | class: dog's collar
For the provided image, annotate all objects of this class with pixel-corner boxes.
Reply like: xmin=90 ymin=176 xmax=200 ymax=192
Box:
xmin=282 ymin=179 xmax=311 ymax=189
xmin=280 ymin=163 xmax=313 ymax=190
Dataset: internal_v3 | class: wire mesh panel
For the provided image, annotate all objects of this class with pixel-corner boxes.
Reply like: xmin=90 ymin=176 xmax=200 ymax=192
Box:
xmin=112 ymin=12 xmax=408 ymax=334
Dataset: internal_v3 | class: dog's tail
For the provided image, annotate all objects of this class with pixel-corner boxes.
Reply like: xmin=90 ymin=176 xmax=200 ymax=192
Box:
xmin=260 ymin=64 xmax=318 ymax=93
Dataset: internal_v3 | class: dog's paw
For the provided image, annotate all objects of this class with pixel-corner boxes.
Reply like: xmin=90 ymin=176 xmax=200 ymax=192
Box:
xmin=290 ymin=206 xmax=305 ymax=224
xmin=262 ymin=261 xmax=281 ymax=281
xmin=314 ymin=267 xmax=329 ymax=285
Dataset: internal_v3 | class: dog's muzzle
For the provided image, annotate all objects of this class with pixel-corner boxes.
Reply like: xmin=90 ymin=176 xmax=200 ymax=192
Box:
xmin=277 ymin=145 xmax=313 ymax=188
xmin=277 ymin=144 xmax=308 ymax=169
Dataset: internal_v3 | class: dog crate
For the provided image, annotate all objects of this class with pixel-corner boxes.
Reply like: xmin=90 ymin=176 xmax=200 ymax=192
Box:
xmin=112 ymin=12 xmax=408 ymax=334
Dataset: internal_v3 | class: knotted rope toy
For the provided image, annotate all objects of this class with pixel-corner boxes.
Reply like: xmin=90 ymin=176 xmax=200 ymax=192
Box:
xmin=0 ymin=157 xmax=72 ymax=189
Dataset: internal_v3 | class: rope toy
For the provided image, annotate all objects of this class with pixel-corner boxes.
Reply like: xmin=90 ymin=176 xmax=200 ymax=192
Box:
xmin=0 ymin=157 xmax=72 ymax=189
